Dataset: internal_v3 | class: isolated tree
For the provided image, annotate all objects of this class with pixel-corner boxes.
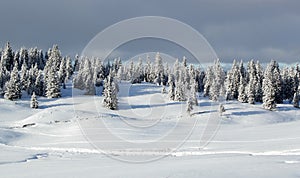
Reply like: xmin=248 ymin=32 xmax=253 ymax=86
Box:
xmin=30 ymin=92 xmax=39 ymax=109
xmin=4 ymin=62 xmax=22 ymax=100
xmin=219 ymin=104 xmax=225 ymax=116
xmin=186 ymin=94 xmax=194 ymax=116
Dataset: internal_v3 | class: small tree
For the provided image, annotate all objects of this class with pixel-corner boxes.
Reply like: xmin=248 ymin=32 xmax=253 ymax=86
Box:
xmin=219 ymin=104 xmax=225 ymax=116
xmin=293 ymin=91 xmax=299 ymax=108
xmin=186 ymin=94 xmax=194 ymax=116
xmin=30 ymin=92 xmax=39 ymax=109
xmin=161 ymin=86 xmax=166 ymax=94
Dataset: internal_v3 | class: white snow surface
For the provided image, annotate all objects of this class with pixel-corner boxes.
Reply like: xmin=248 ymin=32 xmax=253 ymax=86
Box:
xmin=0 ymin=82 xmax=300 ymax=177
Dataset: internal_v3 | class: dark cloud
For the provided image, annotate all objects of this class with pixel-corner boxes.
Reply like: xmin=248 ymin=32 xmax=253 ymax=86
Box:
xmin=0 ymin=0 xmax=299 ymax=63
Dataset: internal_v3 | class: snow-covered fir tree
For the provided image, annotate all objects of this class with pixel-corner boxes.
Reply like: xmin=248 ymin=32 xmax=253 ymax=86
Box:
xmin=255 ymin=61 xmax=263 ymax=102
xmin=30 ymin=92 xmax=39 ymax=109
xmin=1 ymin=42 xmax=14 ymax=71
xmin=203 ymin=66 xmax=213 ymax=97
xmin=103 ymin=73 xmax=118 ymax=110
xmin=262 ymin=61 xmax=277 ymax=110
xmin=0 ymin=58 xmax=9 ymax=94
xmin=209 ymin=59 xmax=225 ymax=101
xmin=168 ymin=73 xmax=175 ymax=100
xmin=225 ymin=60 xmax=239 ymax=100
xmin=4 ymin=62 xmax=22 ymax=100
xmin=45 ymin=66 xmax=61 ymax=98
xmin=293 ymin=91 xmax=299 ymax=108
xmin=186 ymin=93 xmax=194 ymax=116
xmin=154 ymin=52 xmax=164 ymax=85
xmin=174 ymin=70 xmax=186 ymax=101
xmin=219 ymin=104 xmax=225 ymax=116
xmin=190 ymin=79 xmax=198 ymax=106
xmin=34 ymin=70 xmax=44 ymax=96
xmin=246 ymin=60 xmax=257 ymax=104
xmin=238 ymin=75 xmax=247 ymax=103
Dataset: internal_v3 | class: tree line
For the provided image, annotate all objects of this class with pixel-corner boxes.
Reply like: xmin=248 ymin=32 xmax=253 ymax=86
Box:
xmin=1 ymin=42 xmax=299 ymax=111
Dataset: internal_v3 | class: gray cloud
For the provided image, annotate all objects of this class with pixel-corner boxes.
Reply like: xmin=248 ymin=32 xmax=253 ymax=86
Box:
xmin=0 ymin=0 xmax=299 ymax=63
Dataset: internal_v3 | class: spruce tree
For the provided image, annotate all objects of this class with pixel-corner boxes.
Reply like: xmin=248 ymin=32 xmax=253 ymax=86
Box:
xmin=293 ymin=91 xmax=299 ymax=108
xmin=238 ymin=76 xmax=247 ymax=103
xmin=4 ymin=62 xmax=22 ymax=100
xmin=262 ymin=62 xmax=277 ymax=110
xmin=30 ymin=92 xmax=39 ymax=109
xmin=45 ymin=66 xmax=61 ymax=98
xmin=1 ymin=42 xmax=14 ymax=71
xmin=186 ymin=94 xmax=194 ymax=116
xmin=103 ymin=74 xmax=118 ymax=110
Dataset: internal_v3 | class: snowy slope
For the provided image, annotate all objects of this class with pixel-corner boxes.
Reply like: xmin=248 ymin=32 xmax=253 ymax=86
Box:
xmin=0 ymin=82 xmax=300 ymax=177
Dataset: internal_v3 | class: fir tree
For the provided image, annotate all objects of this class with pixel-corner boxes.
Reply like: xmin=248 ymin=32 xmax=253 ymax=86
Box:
xmin=4 ymin=62 xmax=22 ymax=100
xmin=293 ymin=91 xmax=299 ymax=108
xmin=103 ymin=74 xmax=118 ymax=110
xmin=262 ymin=62 xmax=277 ymax=110
xmin=30 ymin=92 xmax=39 ymax=109
xmin=45 ymin=66 xmax=61 ymax=98
xmin=238 ymin=76 xmax=247 ymax=103
xmin=1 ymin=42 xmax=14 ymax=71
xmin=186 ymin=94 xmax=194 ymax=116
xmin=219 ymin=104 xmax=225 ymax=116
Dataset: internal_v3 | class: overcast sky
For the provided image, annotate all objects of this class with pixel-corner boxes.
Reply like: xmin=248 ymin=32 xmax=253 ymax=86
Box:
xmin=0 ymin=0 xmax=299 ymax=63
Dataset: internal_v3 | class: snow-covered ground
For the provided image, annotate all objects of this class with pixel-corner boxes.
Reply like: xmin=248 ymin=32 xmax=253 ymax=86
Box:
xmin=1 ymin=82 xmax=300 ymax=177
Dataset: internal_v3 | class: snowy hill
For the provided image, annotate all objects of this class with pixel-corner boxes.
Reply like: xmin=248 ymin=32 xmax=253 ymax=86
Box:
xmin=1 ymin=81 xmax=300 ymax=177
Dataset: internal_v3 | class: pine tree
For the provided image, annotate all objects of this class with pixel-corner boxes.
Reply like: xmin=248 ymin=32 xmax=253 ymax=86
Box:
xmin=1 ymin=42 xmax=14 ymax=71
xmin=219 ymin=104 xmax=225 ymax=116
xmin=238 ymin=76 xmax=247 ymax=103
xmin=168 ymin=73 xmax=175 ymax=100
xmin=45 ymin=66 xmax=61 ymax=98
xmin=262 ymin=62 xmax=277 ymax=110
xmin=293 ymin=91 xmax=299 ymax=108
xmin=191 ymin=79 xmax=198 ymax=106
xmin=35 ymin=70 xmax=44 ymax=96
xmin=186 ymin=94 xmax=194 ymax=116
xmin=225 ymin=60 xmax=240 ymax=100
xmin=154 ymin=52 xmax=164 ymax=85
xmin=58 ymin=57 xmax=67 ymax=89
xmin=246 ymin=60 xmax=257 ymax=104
xmin=174 ymin=70 xmax=186 ymax=101
xmin=161 ymin=86 xmax=167 ymax=94
xmin=203 ymin=66 xmax=213 ymax=97
xmin=209 ymin=59 xmax=225 ymax=101
xmin=0 ymin=58 xmax=9 ymax=94
xmin=4 ymin=62 xmax=22 ymax=100
xmin=103 ymin=73 xmax=118 ymax=110
xmin=255 ymin=61 xmax=263 ymax=102
xmin=30 ymin=92 xmax=39 ymax=109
